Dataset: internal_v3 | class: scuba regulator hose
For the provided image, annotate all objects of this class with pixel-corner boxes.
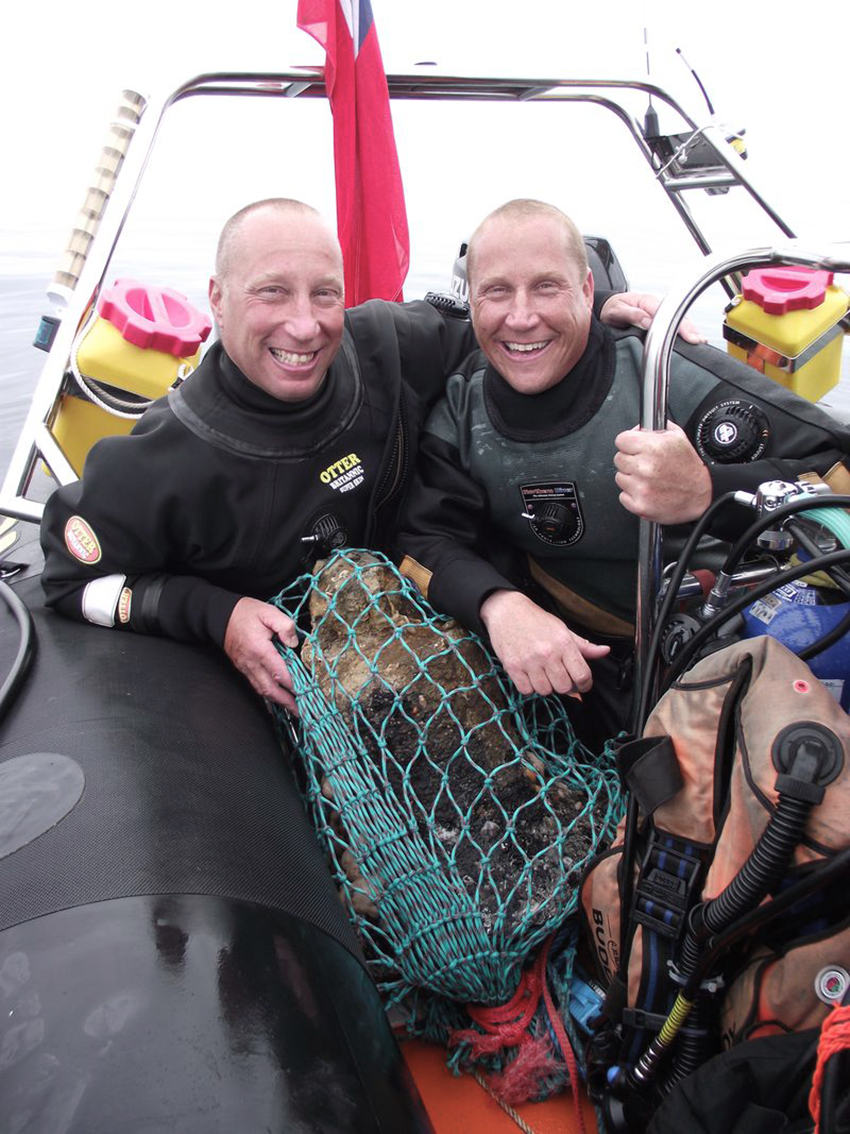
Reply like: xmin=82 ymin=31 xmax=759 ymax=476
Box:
xmin=618 ymin=490 xmax=740 ymax=1018
xmin=608 ymin=492 xmax=850 ymax=1119
xmin=634 ymin=490 xmax=850 ymax=732
xmin=634 ymin=490 xmax=740 ymax=733
xmin=667 ymin=712 xmax=842 ymax=1087
xmin=659 ymin=493 xmax=850 ymax=693
xmin=663 ymin=547 xmax=850 ymax=689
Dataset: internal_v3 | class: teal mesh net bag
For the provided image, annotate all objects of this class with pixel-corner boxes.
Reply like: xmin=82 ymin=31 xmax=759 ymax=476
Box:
xmin=269 ymin=550 xmax=622 ymax=1062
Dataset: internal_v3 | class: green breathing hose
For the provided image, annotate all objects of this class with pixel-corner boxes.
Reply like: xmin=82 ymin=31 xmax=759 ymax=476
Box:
xmin=805 ymin=506 xmax=850 ymax=549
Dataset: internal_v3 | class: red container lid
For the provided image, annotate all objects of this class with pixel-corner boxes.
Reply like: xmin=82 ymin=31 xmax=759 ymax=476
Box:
xmin=97 ymin=279 xmax=213 ymax=356
xmin=742 ymin=267 xmax=834 ymax=316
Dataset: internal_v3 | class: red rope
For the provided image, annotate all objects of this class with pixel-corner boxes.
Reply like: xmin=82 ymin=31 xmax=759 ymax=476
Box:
xmin=449 ymin=949 xmax=547 ymax=1057
xmin=447 ymin=934 xmax=588 ymax=1130
xmin=809 ymin=1003 xmax=850 ymax=1134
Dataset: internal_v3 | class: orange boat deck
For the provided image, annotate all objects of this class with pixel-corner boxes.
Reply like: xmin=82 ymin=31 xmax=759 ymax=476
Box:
xmin=402 ymin=1039 xmax=599 ymax=1134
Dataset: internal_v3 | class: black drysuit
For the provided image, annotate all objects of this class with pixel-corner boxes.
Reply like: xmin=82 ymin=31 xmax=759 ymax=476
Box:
xmin=397 ymin=321 xmax=850 ymax=740
xmin=40 ymin=299 xmax=476 ymax=644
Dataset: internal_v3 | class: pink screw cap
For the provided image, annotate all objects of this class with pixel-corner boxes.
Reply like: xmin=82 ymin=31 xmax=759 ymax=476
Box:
xmin=97 ymin=279 xmax=212 ymax=356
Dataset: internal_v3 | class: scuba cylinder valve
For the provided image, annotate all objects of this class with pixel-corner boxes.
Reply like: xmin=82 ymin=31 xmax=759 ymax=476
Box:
xmin=653 ymin=479 xmax=848 ymax=685
xmin=732 ymin=481 xmax=850 ymax=710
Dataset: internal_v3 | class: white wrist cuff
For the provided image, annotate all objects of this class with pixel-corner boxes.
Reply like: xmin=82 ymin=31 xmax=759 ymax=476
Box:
xmin=82 ymin=574 xmax=128 ymax=627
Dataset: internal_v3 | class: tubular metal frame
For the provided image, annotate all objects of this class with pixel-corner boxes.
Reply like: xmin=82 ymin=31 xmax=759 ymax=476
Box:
xmin=1 ymin=68 xmax=797 ymax=523
xmin=634 ymin=241 xmax=850 ymax=725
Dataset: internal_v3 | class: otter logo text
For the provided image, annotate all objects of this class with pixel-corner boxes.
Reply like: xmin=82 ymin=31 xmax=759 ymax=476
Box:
xmin=320 ymin=452 xmax=365 ymax=494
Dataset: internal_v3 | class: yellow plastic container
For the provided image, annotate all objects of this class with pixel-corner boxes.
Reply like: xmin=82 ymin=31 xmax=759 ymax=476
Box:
xmin=51 ymin=394 xmax=137 ymax=475
xmin=51 ymin=279 xmax=211 ymax=475
xmin=724 ymin=268 xmax=848 ymax=403
xmin=75 ymin=316 xmax=202 ymax=400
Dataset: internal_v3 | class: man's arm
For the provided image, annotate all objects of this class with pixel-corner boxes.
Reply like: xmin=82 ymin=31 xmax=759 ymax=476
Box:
xmin=613 ymin=421 xmax=713 ymax=523
xmin=599 ymin=292 xmax=707 ymax=345
xmin=396 ymin=423 xmax=513 ymax=633
xmin=40 ymin=418 xmax=299 ymax=710
xmin=398 ymin=391 xmax=608 ymax=696
xmin=613 ymin=340 xmax=850 ymax=527
xmin=223 ymin=597 xmax=299 ymax=711
xmin=479 ymin=590 xmax=609 ymax=696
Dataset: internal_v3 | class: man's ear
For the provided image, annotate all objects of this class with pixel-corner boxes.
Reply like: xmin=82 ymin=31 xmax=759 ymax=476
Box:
xmin=582 ymin=267 xmax=594 ymax=309
xmin=208 ymin=276 xmax=223 ymax=325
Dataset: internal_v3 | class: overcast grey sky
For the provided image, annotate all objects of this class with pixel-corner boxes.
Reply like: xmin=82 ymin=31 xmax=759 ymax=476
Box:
xmin=2 ymin=0 xmax=848 ymax=300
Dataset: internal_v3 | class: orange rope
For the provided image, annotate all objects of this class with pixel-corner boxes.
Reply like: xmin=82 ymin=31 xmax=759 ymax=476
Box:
xmin=809 ymin=1003 xmax=850 ymax=1134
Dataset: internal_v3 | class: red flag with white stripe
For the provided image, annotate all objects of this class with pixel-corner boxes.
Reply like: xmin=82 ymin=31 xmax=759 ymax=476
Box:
xmin=297 ymin=0 xmax=410 ymax=305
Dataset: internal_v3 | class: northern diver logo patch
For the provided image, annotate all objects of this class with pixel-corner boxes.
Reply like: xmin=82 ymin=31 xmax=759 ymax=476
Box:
xmin=320 ymin=451 xmax=365 ymax=494
xmin=520 ymin=482 xmax=584 ymax=547
xmin=65 ymin=516 xmax=102 ymax=564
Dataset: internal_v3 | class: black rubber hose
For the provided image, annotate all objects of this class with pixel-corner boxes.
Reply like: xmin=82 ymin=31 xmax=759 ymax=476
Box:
xmin=662 ymin=547 xmax=850 ymax=691
xmin=799 ymin=605 xmax=850 ymax=663
xmin=666 ymin=791 xmax=813 ymax=1090
xmin=638 ymin=494 xmax=850 ymax=734
xmin=0 ymin=578 xmax=36 ymax=723
xmin=664 ymin=994 xmax=715 ymax=1089
xmin=703 ymin=794 xmax=811 ymax=932
xmin=675 ymin=791 xmax=811 ymax=983
xmin=722 ymin=494 xmax=850 ymax=577
xmin=786 ymin=518 xmax=850 ymax=600
xmin=684 ymin=844 xmax=850 ymax=1000
xmin=634 ymin=491 xmax=739 ymax=734
xmin=663 ymin=494 xmax=850 ymax=692
xmin=619 ymin=850 xmax=850 ymax=1109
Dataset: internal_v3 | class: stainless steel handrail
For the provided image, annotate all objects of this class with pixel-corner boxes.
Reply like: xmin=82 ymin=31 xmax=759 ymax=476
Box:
xmin=632 ymin=241 xmax=850 ymax=724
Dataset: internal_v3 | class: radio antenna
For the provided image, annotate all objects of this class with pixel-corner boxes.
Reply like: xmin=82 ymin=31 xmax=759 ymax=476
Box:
xmin=676 ymin=47 xmax=715 ymax=115
xmin=643 ymin=26 xmax=659 ymax=137
xmin=648 ymin=25 xmax=661 ymax=137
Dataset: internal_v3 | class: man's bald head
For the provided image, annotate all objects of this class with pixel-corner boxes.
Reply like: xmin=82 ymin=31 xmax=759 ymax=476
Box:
xmin=215 ymin=199 xmax=339 ymax=279
xmin=466 ymin=199 xmax=588 ymax=287
xmin=208 ymin=199 xmax=345 ymax=402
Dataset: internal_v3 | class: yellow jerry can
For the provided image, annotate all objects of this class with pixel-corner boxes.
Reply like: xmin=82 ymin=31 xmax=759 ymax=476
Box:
xmin=52 ymin=279 xmax=212 ymax=475
xmin=723 ymin=267 xmax=848 ymax=403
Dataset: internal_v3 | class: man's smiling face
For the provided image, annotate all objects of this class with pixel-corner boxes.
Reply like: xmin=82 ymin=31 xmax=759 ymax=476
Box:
xmin=470 ymin=213 xmax=594 ymax=395
xmin=209 ymin=206 xmax=345 ymax=402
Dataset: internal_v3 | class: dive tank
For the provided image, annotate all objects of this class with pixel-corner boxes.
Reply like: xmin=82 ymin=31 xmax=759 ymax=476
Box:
xmin=742 ymin=576 xmax=850 ymax=710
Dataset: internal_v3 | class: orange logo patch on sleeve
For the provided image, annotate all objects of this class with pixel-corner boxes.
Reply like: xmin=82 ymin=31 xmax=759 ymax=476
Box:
xmin=117 ymin=587 xmax=132 ymax=624
xmin=64 ymin=516 xmax=102 ymax=564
